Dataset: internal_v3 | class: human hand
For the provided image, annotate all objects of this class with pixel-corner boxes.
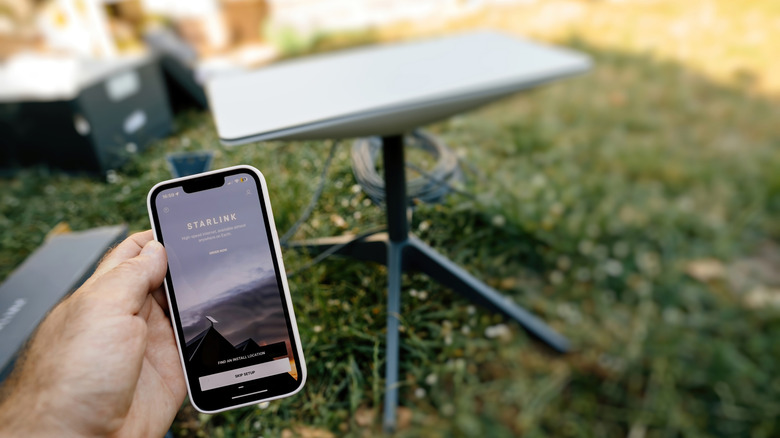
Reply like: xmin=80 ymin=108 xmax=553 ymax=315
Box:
xmin=0 ymin=231 xmax=186 ymax=437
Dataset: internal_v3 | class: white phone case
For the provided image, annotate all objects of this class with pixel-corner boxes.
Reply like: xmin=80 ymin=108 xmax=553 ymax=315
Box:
xmin=147 ymin=164 xmax=307 ymax=413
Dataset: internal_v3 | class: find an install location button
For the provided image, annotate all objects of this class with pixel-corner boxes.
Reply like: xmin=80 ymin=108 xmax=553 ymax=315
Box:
xmin=199 ymin=359 xmax=291 ymax=392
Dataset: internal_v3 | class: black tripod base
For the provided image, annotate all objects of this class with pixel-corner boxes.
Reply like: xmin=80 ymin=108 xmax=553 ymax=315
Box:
xmin=289 ymin=231 xmax=571 ymax=430
xmin=290 ymin=233 xmax=570 ymax=352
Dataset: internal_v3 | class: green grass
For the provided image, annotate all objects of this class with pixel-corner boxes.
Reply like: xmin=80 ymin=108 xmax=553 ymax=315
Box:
xmin=3 ymin=1 xmax=780 ymax=437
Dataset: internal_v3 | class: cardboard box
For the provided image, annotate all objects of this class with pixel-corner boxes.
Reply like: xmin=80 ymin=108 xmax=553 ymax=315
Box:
xmin=222 ymin=0 xmax=269 ymax=45
xmin=0 ymin=54 xmax=173 ymax=175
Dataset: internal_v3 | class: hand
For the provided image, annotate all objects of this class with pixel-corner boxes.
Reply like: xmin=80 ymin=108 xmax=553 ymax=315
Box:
xmin=0 ymin=231 xmax=186 ymax=437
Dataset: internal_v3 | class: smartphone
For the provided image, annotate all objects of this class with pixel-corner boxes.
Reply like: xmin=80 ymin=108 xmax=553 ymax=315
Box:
xmin=147 ymin=165 xmax=306 ymax=413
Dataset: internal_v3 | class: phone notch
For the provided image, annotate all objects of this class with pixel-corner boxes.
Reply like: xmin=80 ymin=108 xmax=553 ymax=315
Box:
xmin=182 ymin=174 xmax=225 ymax=193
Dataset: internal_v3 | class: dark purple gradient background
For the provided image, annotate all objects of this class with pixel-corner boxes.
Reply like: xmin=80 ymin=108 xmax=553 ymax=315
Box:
xmin=155 ymin=173 xmax=291 ymax=352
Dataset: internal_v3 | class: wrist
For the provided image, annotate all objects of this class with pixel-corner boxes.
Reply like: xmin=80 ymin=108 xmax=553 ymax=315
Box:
xmin=0 ymin=390 xmax=42 ymax=435
xmin=0 ymin=384 xmax=73 ymax=437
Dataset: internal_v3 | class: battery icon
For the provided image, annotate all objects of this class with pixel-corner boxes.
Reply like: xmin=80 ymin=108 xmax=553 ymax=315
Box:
xmin=239 ymin=177 xmax=247 ymax=182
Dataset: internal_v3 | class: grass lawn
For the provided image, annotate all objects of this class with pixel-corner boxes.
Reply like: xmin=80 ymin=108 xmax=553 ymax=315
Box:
xmin=2 ymin=1 xmax=779 ymax=436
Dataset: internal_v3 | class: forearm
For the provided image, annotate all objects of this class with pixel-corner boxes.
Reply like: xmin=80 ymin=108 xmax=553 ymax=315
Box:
xmin=0 ymin=349 xmax=100 ymax=438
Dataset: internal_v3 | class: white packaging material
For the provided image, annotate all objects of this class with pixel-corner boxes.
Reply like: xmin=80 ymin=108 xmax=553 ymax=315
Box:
xmin=0 ymin=54 xmax=79 ymax=101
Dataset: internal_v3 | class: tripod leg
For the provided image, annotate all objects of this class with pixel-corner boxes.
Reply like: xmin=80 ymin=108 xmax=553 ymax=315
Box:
xmin=382 ymin=240 xmax=404 ymax=432
xmin=406 ymin=236 xmax=570 ymax=354
xmin=286 ymin=233 xmax=389 ymax=265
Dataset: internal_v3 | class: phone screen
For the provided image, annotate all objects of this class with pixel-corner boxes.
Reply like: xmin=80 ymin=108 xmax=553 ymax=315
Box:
xmin=149 ymin=168 xmax=304 ymax=411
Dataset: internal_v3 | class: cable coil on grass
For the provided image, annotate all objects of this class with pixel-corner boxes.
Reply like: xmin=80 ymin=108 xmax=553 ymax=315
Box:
xmin=351 ymin=130 xmax=463 ymax=206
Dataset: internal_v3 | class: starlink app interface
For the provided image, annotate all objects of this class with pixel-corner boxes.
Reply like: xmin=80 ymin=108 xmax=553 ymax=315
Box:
xmin=155 ymin=173 xmax=299 ymax=396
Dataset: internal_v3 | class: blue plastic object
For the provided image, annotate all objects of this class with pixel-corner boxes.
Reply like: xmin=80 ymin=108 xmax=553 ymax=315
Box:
xmin=166 ymin=151 xmax=214 ymax=178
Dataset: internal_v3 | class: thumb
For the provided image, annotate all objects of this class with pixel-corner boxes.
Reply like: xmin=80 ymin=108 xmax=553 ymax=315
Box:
xmin=88 ymin=240 xmax=168 ymax=314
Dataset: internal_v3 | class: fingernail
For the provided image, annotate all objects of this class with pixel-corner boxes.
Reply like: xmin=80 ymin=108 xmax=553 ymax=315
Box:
xmin=141 ymin=240 xmax=162 ymax=256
